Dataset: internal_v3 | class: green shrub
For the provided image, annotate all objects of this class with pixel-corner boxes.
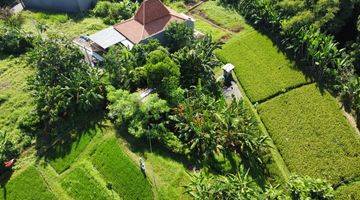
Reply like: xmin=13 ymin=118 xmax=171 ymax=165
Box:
xmin=287 ymin=175 xmax=334 ymax=200
xmin=92 ymin=0 xmax=138 ymax=24
xmin=1 ymin=166 xmax=56 ymax=200
xmin=92 ymin=138 xmax=153 ymax=200
xmin=0 ymin=25 xmax=32 ymax=55
xmin=164 ymin=21 xmax=194 ymax=52
xmin=61 ymin=167 xmax=111 ymax=200
xmin=258 ymin=84 xmax=360 ymax=183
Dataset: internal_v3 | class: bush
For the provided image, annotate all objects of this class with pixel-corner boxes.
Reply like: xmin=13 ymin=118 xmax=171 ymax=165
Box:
xmin=164 ymin=21 xmax=194 ymax=52
xmin=92 ymin=0 xmax=138 ymax=24
xmin=287 ymin=175 xmax=334 ymax=200
xmin=0 ymin=25 xmax=32 ymax=55
xmin=145 ymin=49 xmax=183 ymax=104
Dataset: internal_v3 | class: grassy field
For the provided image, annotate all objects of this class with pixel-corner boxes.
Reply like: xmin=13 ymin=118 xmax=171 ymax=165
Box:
xmin=21 ymin=11 xmax=106 ymax=38
xmin=258 ymin=84 xmax=360 ymax=183
xmin=335 ymin=181 xmax=360 ymax=200
xmin=0 ymin=56 xmax=34 ymax=149
xmin=216 ymin=31 xmax=308 ymax=102
xmin=194 ymin=1 xmax=247 ymax=32
xmin=92 ymin=138 xmax=154 ymax=200
xmin=61 ymin=167 xmax=111 ymax=200
xmin=1 ymin=166 xmax=56 ymax=200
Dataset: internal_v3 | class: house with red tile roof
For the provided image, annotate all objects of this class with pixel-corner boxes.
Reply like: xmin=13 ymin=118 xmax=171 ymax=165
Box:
xmin=87 ymin=0 xmax=194 ymax=50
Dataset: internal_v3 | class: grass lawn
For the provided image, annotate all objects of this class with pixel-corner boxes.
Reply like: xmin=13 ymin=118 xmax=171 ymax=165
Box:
xmin=47 ymin=126 xmax=99 ymax=174
xmin=92 ymin=138 xmax=153 ymax=200
xmin=1 ymin=166 xmax=56 ymax=200
xmin=258 ymin=84 xmax=360 ymax=183
xmin=194 ymin=16 xmax=230 ymax=41
xmin=216 ymin=31 xmax=308 ymax=102
xmin=61 ymin=167 xmax=111 ymax=200
xmin=20 ymin=11 xmax=107 ymax=38
xmin=335 ymin=181 xmax=360 ymax=200
xmin=0 ymin=56 xmax=34 ymax=148
xmin=195 ymin=1 xmax=248 ymax=32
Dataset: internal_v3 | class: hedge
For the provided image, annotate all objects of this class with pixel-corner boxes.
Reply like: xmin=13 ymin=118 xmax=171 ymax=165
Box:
xmin=92 ymin=138 xmax=153 ymax=200
xmin=258 ymin=84 xmax=360 ymax=183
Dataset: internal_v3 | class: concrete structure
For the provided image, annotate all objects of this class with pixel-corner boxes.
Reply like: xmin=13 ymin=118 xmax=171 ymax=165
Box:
xmin=22 ymin=0 xmax=97 ymax=13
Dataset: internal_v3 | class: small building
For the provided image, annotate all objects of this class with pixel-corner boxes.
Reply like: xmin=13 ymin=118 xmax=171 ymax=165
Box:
xmin=87 ymin=0 xmax=194 ymax=50
xmin=22 ymin=0 xmax=97 ymax=13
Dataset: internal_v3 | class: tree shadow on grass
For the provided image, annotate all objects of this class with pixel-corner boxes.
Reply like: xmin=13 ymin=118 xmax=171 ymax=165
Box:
xmin=33 ymin=109 xmax=106 ymax=169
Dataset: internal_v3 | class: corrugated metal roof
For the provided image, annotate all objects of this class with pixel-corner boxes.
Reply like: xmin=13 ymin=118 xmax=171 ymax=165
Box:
xmin=89 ymin=27 xmax=133 ymax=49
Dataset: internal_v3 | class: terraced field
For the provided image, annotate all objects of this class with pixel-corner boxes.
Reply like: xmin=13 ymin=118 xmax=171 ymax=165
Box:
xmin=197 ymin=1 xmax=360 ymax=196
xmin=258 ymin=84 xmax=360 ymax=183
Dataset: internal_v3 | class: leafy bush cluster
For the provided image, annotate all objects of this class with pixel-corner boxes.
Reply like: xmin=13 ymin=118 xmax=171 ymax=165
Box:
xmin=186 ymin=171 xmax=334 ymax=200
xmin=27 ymin=36 xmax=105 ymax=132
xmin=0 ymin=11 xmax=32 ymax=55
xmin=105 ymin=22 xmax=268 ymax=172
xmin=92 ymin=0 xmax=138 ymax=24
xmin=220 ymin=0 xmax=360 ymax=118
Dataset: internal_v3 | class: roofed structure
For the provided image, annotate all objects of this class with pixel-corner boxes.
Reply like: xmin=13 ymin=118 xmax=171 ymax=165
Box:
xmin=113 ymin=0 xmax=193 ymax=44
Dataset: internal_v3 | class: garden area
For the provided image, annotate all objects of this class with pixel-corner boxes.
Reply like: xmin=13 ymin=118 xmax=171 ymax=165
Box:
xmin=1 ymin=0 xmax=360 ymax=199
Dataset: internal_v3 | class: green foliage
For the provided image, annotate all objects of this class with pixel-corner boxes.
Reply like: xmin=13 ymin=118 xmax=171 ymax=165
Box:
xmin=0 ymin=25 xmax=32 ymax=55
xmin=61 ymin=167 xmax=111 ymax=200
xmin=145 ymin=50 xmax=183 ymax=104
xmin=216 ymin=31 xmax=308 ymax=102
xmin=103 ymin=40 xmax=161 ymax=91
xmin=186 ymin=171 xmax=334 ymax=200
xmin=287 ymin=175 xmax=334 ymax=200
xmin=173 ymin=35 xmax=221 ymax=93
xmin=0 ymin=132 xmax=18 ymax=170
xmin=258 ymin=84 xmax=360 ymax=183
xmin=107 ymin=86 xmax=184 ymax=151
xmin=92 ymin=0 xmax=138 ymax=24
xmin=1 ymin=166 xmax=56 ymax=200
xmin=28 ymin=36 xmax=105 ymax=131
xmin=164 ymin=22 xmax=194 ymax=52
xmin=170 ymin=86 xmax=268 ymax=171
xmin=185 ymin=168 xmax=261 ymax=199
xmin=92 ymin=138 xmax=153 ymax=200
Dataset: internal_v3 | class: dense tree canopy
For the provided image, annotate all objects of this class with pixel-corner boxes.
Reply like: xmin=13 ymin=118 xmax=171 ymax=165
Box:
xmin=0 ymin=132 xmax=18 ymax=170
xmin=28 ymin=36 xmax=105 ymax=132
xmin=164 ymin=21 xmax=194 ymax=52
